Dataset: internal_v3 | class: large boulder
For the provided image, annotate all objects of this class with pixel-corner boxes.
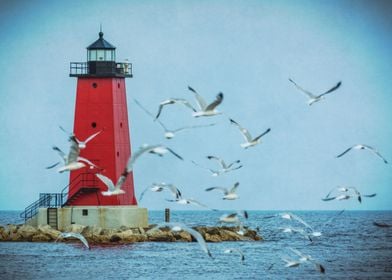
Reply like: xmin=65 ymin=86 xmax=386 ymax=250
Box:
xmin=204 ymin=233 xmax=222 ymax=242
xmin=64 ymin=224 xmax=86 ymax=233
xmin=17 ymin=225 xmax=37 ymax=241
xmin=32 ymin=233 xmax=51 ymax=242
xmin=147 ymin=230 xmax=176 ymax=242
xmin=81 ymin=225 xmax=104 ymax=238
xmin=37 ymin=225 xmax=61 ymax=240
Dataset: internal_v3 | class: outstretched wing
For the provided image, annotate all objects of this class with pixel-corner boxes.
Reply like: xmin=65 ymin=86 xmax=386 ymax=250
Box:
xmin=188 ymin=86 xmax=207 ymax=111
xmin=288 ymin=78 xmax=316 ymax=98
xmin=67 ymin=137 xmax=80 ymax=163
xmin=154 ymin=98 xmax=196 ymax=120
xmin=336 ymin=146 xmax=354 ymax=158
xmin=133 ymin=98 xmax=168 ymax=131
xmin=230 ymin=118 xmax=253 ymax=142
xmin=252 ymin=128 xmax=271 ymax=142
xmin=229 ymin=182 xmax=240 ymax=193
xmin=83 ymin=130 xmax=103 ymax=144
xmin=52 ymin=146 xmax=67 ymax=162
xmin=95 ymin=173 xmax=115 ymax=192
xmin=363 ymin=145 xmax=389 ymax=164
xmin=205 ymin=186 xmax=228 ymax=195
xmin=165 ymin=147 xmax=184 ymax=160
xmin=207 ymin=155 xmax=227 ymax=169
xmin=318 ymin=81 xmax=342 ymax=98
xmin=172 ymin=123 xmax=215 ymax=133
xmin=205 ymin=92 xmax=223 ymax=111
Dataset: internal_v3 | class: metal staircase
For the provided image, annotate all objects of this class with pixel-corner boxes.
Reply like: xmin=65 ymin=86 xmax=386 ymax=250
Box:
xmin=20 ymin=173 xmax=99 ymax=223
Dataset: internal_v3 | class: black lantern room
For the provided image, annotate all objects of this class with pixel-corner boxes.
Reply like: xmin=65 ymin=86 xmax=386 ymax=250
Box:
xmin=70 ymin=31 xmax=132 ymax=78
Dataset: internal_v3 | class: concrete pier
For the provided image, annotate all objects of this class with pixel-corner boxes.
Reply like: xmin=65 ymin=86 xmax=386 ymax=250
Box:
xmin=27 ymin=206 xmax=148 ymax=230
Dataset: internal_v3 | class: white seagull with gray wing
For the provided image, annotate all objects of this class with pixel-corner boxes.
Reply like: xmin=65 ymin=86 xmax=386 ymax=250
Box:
xmin=336 ymin=144 xmax=388 ymax=164
xmin=230 ymin=118 xmax=271 ymax=149
xmin=188 ymin=86 xmax=224 ymax=117
xmin=289 ymin=78 xmax=342 ymax=106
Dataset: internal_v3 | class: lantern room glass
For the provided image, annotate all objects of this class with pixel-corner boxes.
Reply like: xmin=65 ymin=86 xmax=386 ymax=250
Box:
xmin=88 ymin=49 xmax=115 ymax=61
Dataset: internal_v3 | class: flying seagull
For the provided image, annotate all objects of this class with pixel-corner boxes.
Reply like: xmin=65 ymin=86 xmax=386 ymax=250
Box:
xmin=264 ymin=212 xmax=314 ymax=232
xmin=130 ymin=144 xmax=184 ymax=168
xmin=229 ymin=118 xmax=271 ymax=149
xmin=133 ymin=98 xmax=215 ymax=139
xmin=59 ymin=126 xmax=102 ymax=149
xmin=188 ymin=86 xmax=224 ymax=117
xmin=138 ymin=182 xmax=182 ymax=202
xmin=55 ymin=232 xmax=90 ymax=249
xmin=288 ymin=247 xmax=325 ymax=274
xmin=48 ymin=136 xmax=98 ymax=173
xmin=154 ymin=98 xmax=196 ymax=120
xmin=148 ymin=222 xmax=213 ymax=258
xmin=219 ymin=211 xmax=248 ymax=226
xmin=322 ymin=186 xmax=376 ymax=203
xmin=205 ymin=182 xmax=240 ymax=200
xmin=289 ymin=78 xmax=342 ymax=106
xmin=224 ymin=248 xmax=245 ymax=263
xmin=191 ymin=156 xmax=242 ymax=176
xmin=219 ymin=210 xmax=249 ymax=224
xmin=166 ymin=194 xmax=217 ymax=211
xmin=336 ymin=144 xmax=388 ymax=164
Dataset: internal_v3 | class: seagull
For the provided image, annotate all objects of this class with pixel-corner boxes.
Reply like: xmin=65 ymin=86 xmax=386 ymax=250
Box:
xmin=219 ymin=210 xmax=249 ymax=224
xmin=282 ymin=257 xmax=301 ymax=268
xmin=133 ymin=98 xmax=215 ymax=139
xmin=154 ymin=98 xmax=196 ymax=120
xmin=95 ymin=172 xmax=127 ymax=196
xmin=336 ymin=144 xmax=388 ymax=164
xmin=166 ymin=195 xmax=217 ymax=211
xmin=322 ymin=186 xmax=376 ymax=203
xmin=55 ymin=232 xmax=90 ymax=249
xmin=148 ymin=222 xmax=212 ymax=258
xmin=191 ymin=156 xmax=242 ymax=177
xmin=205 ymin=182 xmax=240 ymax=200
xmin=188 ymin=86 xmax=224 ymax=117
xmin=138 ymin=182 xmax=182 ymax=202
xmin=59 ymin=126 xmax=102 ymax=149
xmin=129 ymin=144 xmax=184 ymax=169
xmin=280 ymin=226 xmax=315 ymax=242
xmin=48 ymin=136 xmax=98 ymax=173
xmin=264 ymin=212 xmax=314 ymax=232
xmin=289 ymin=247 xmax=325 ymax=274
xmin=95 ymin=153 xmax=134 ymax=196
xmin=229 ymin=118 xmax=271 ymax=149
xmin=224 ymin=248 xmax=245 ymax=263
xmin=289 ymin=78 xmax=342 ymax=106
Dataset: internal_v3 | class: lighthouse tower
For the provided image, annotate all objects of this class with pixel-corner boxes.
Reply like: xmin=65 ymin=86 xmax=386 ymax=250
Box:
xmin=68 ymin=31 xmax=137 ymax=206
xmin=21 ymin=31 xmax=147 ymax=230
xmin=57 ymin=31 xmax=147 ymax=228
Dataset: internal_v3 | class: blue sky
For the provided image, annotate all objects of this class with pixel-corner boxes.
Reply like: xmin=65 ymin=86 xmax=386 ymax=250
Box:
xmin=0 ymin=0 xmax=391 ymax=211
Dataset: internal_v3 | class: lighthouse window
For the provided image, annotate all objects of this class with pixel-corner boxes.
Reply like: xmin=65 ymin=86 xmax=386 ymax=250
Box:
xmin=92 ymin=82 xmax=97 ymax=88
xmin=120 ymin=122 xmax=123 ymax=128
xmin=117 ymin=152 xmax=120 ymax=157
xmin=88 ymin=50 xmax=97 ymax=61
xmin=117 ymin=83 xmax=120 ymax=88
xmin=97 ymin=50 xmax=105 ymax=61
xmin=82 ymin=209 xmax=88 ymax=216
xmin=91 ymin=122 xmax=97 ymax=128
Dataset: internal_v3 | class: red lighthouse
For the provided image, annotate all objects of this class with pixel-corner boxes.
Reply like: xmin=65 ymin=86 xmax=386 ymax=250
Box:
xmin=68 ymin=31 xmax=137 ymax=206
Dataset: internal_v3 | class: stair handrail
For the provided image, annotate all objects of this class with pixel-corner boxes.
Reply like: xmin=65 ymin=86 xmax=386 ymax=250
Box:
xmin=19 ymin=172 xmax=97 ymax=221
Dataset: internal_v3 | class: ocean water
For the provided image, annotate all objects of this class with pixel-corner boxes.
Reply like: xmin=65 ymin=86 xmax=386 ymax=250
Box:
xmin=0 ymin=210 xmax=391 ymax=279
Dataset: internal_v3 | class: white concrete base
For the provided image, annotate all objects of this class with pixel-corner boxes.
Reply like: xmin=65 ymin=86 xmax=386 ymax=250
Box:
xmin=29 ymin=206 xmax=148 ymax=230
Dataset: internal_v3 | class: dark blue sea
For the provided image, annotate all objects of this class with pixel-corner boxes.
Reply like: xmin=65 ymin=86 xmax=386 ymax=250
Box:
xmin=0 ymin=210 xmax=391 ymax=279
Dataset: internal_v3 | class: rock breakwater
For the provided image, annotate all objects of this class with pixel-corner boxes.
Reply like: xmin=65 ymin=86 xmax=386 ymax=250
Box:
xmin=0 ymin=224 xmax=261 ymax=244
